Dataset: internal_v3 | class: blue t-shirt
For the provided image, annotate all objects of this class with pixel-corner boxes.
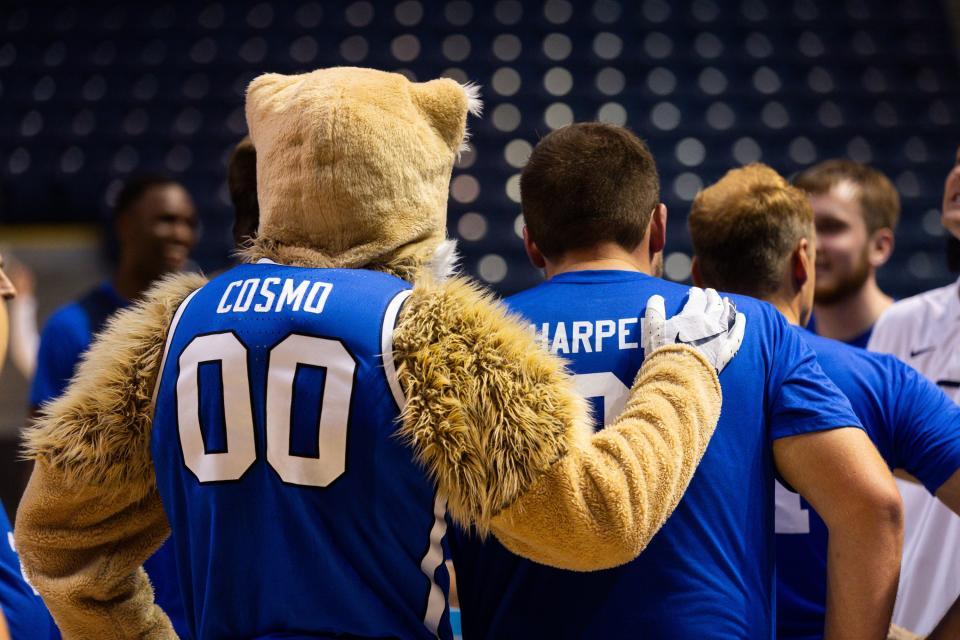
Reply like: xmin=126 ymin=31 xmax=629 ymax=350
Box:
xmin=776 ymin=327 xmax=960 ymax=640
xmin=806 ymin=313 xmax=873 ymax=349
xmin=450 ymin=270 xmax=862 ymax=640
xmin=151 ymin=263 xmax=452 ymax=639
xmin=29 ymin=281 xmax=188 ymax=637
xmin=0 ymin=501 xmax=58 ymax=639
xmin=30 ymin=282 xmax=128 ymax=408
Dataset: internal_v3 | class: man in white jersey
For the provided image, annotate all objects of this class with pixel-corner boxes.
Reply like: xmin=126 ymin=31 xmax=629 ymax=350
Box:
xmin=869 ymin=144 xmax=960 ymax=638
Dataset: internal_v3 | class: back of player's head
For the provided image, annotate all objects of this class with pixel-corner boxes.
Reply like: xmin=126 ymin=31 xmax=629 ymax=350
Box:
xmin=228 ymin=136 xmax=259 ymax=246
xmin=113 ymin=172 xmax=179 ymax=220
xmin=520 ymin=122 xmax=660 ymax=259
xmin=689 ymin=163 xmax=813 ymax=298
xmin=793 ymin=159 xmax=900 ymax=234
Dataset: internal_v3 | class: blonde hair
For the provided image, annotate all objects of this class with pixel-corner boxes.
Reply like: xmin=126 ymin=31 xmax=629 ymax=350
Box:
xmin=689 ymin=163 xmax=813 ymax=297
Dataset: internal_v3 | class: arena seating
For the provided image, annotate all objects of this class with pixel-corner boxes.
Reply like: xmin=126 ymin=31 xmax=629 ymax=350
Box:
xmin=0 ymin=0 xmax=957 ymax=296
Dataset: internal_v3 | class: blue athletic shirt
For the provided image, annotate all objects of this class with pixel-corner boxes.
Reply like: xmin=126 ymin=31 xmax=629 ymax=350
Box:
xmin=806 ymin=314 xmax=873 ymax=349
xmin=776 ymin=327 xmax=960 ymax=640
xmin=0 ymin=501 xmax=58 ymax=639
xmin=30 ymin=281 xmax=188 ymax=637
xmin=30 ymin=282 xmax=128 ymax=408
xmin=150 ymin=263 xmax=452 ymax=639
xmin=449 ymin=270 xmax=862 ymax=640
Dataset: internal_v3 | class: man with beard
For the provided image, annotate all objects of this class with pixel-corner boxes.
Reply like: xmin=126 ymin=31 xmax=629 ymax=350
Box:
xmin=793 ymin=160 xmax=899 ymax=347
xmin=28 ymin=173 xmax=197 ymax=638
xmin=686 ymin=163 xmax=960 ymax=640
xmin=868 ymin=145 xmax=960 ymax=639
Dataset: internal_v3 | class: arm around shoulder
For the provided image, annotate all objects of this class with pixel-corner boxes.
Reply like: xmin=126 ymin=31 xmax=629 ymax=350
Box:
xmin=15 ymin=272 xmax=206 ymax=639
xmin=392 ymin=276 xmax=722 ymax=570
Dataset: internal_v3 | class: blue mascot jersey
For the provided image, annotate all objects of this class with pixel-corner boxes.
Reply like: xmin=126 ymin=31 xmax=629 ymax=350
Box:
xmin=151 ymin=262 xmax=452 ymax=640
xmin=776 ymin=328 xmax=960 ymax=640
xmin=449 ymin=270 xmax=861 ymax=640
xmin=29 ymin=281 xmax=187 ymax=637
xmin=0 ymin=501 xmax=58 ymax=639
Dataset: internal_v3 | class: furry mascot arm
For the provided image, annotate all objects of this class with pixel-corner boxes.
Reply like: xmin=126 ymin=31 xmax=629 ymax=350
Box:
xmin=15 ymin=272 xmax=207 ymax=640
xmin=393 ymin=276 xmax=721 ymax=571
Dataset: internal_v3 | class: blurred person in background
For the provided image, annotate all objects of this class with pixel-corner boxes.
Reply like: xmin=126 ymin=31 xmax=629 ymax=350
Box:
xmin=793 ymin=160 xmax=899 ymax=348
xmin=869 ymin=145 xmax=960 ymax=639
xmin=0 ymin=252 xmax=58 ymax=639
xmin=29 ymin=173 xmax=198 ymax=414
xmin=687 ymin=163 xmax=960 ymax=640
xmin=5 ymin=261 xmax=38 ymax=381
xmin=228 ymin=136 xmax=259 ymax=249
xmin=28 ymin=173 xmax=198 ymax=639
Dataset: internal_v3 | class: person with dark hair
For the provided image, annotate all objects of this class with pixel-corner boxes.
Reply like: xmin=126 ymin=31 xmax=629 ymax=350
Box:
xmin=28 ymin=173 xmax=197 ymax=638
xmin=30 ymin=173 xmax=197 ymax=412
xmin=228 ymin=136 xmax=259 ymax=248
xmin=868 ymin=145 xmax=960 ymax=638
xmin=450 ymin=124 xmax=900 ymax=640
xmin=688 ymin=163 xmax=960 ymax=640
xmin=793 ymin=160 xmax=900 ymax=347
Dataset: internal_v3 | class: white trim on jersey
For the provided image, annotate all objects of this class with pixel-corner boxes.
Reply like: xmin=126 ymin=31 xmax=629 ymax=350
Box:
xmin=381 ymin=289 xmax=413 ymax=410
xmin=869 ymin=277 xmax=960 ymax=635
xmin=380 ymin=288 xmax=447 ymax=635
xmin=151 ymin=288 xmax=202 ymax=410
xmin=421 ymin=494 xmax=449 ymax=637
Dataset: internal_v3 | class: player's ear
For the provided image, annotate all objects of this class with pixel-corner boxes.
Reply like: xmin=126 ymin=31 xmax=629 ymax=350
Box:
xmin=648 ymin=203 xmax=667 ymax=255
xmin=522 ymin=225 xmax=546 ymax=269
xmin=793 ymin=238 xmax=812 ymax=288
xmin=868 ymin=227 xmax=895 ymax=267
xmin=690 ymin=256 xmax=704 ymax=288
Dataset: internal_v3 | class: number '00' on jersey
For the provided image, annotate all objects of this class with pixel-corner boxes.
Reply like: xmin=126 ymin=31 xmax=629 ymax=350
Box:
xmin=150 ymin=263 xmax=451 ymax=640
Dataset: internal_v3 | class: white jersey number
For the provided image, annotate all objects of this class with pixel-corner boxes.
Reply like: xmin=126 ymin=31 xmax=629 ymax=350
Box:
xmin=573 ymin=372 xmax=630 ymax=426
xmin=177 ymin=332 xmax=355 ymax=487
xmin=774 ymin=480 xmax=811 ymax=534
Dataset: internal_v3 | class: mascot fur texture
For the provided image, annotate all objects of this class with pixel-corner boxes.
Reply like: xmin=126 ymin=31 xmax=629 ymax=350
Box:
xmin=16 ymin=67 xmax=722 ymax=638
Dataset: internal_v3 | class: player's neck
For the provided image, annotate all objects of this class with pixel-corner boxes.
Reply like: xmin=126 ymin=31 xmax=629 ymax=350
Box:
xmin=813 ymin=277 xmax=892 ymax=341
xmin=544 ymin=243 xmax=653 ymax=279
xmin=768 ymin=295 xmax=803 ymax=327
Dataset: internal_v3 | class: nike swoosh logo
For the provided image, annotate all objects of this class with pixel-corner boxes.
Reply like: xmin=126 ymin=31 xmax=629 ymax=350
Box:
xmin=910 ymin=346 xmax=936 ymax=357
xmin=937 ymin=380 xmax=960 ymax=389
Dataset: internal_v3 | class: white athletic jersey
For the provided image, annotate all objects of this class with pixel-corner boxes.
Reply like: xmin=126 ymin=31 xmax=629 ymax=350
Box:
xmin=868 ymin=277 xmax=960 ymax=635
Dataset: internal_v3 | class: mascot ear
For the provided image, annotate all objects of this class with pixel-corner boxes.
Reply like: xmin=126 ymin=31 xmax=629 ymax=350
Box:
xmin=246 ymin=72 xmax=309 ymax=119
xmin=410 ymin=78 xmax=482 ymax=153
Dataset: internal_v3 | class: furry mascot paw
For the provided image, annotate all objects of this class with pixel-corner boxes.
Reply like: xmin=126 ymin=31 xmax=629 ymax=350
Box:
xmin=15 ymin=67 xmax=729 ymax=637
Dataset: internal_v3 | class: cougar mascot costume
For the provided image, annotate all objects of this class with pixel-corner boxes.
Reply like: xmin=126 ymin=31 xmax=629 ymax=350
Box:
xmin=16 ymin=68 xmax=738 ymax=638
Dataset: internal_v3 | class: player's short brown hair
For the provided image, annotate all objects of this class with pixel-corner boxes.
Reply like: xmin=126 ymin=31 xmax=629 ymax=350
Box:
xmin=689 ymin=164 xmax=814 ymax=298
xmin=228 ymin=136 xmax=259 ymax=245
xmin=793 ymin=159 xmax=900 ymax=234
xmin=520 ymin=123 xmax=660 ymax=259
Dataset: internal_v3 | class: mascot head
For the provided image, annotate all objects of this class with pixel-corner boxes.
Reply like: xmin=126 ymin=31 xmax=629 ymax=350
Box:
xmin=243 ymin=67 xmax=481 ymax=279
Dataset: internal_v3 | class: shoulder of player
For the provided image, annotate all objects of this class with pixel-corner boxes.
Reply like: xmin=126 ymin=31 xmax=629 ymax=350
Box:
xmin=803 ymin=330 xmax=895 ymax=386
xmin=722 ymin=294 xmax=786 ymax=335
xmin=879 ymin=283 xmax=955 ymax=327
xmin=38 ymin=299 xmax=91 ymax=349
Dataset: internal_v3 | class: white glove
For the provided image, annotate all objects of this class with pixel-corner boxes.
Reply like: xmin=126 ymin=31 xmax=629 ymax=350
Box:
xmin=642 ymin=287 xmax=746 ymax=373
